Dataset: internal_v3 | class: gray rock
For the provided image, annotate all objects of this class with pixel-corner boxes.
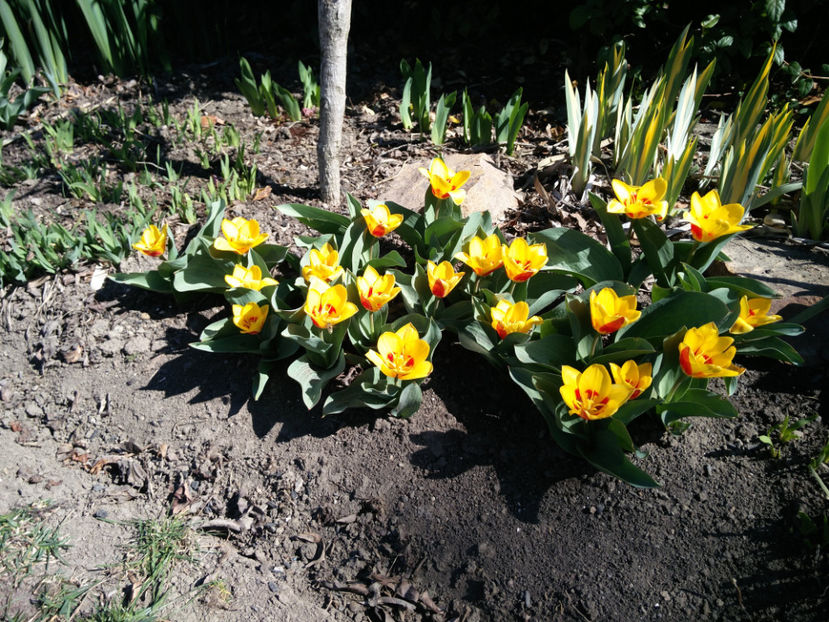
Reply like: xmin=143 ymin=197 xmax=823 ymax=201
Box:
xmin=380 ymin=153 xmax=519 ymax=222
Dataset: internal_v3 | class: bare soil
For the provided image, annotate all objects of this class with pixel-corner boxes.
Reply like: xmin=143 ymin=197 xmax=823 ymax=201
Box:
xmin=1 ymin=65 xmax=828 ymax=621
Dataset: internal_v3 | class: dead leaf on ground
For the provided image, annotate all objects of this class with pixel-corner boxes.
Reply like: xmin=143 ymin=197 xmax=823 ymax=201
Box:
xmin=200 ymin=115 xmax=225 ymax=128
xmin=252 ymin=186 xmax=272 ymax=201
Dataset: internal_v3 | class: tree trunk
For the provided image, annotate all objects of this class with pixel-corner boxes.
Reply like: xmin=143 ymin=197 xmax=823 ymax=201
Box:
xmin=317 ymin=0 xmax=352 ymax=206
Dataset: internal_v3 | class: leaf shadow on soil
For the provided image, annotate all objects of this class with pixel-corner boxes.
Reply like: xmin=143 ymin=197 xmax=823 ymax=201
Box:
xmin=408 ymin=343 xmax=667 ymax=524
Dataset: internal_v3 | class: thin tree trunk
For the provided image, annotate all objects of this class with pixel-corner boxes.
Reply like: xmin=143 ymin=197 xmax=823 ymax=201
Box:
xmin=317 ymin=0 xmax=352 ymax=206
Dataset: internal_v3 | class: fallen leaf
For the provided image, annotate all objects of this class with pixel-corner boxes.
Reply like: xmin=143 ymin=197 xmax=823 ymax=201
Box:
xmin=252 ymin=186 xmax=272 ymax=201
xmin=200 ymin=115 xmax=225 ymax=128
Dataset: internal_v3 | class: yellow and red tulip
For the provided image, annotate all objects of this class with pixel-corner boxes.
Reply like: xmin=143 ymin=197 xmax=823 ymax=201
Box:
xmin=490 ymin=299 xmax=543 ymax=339
xmin=609 ymin=360 xmax=653 ymax=399
xmin=213 ymin=217 xmax=269 ymax=254
xmin=559 ymin=363 xmax=631 ymax=421
xmin=426 ymin=260 xmax=465 ymax=298
xmin=590 ymin=287 xmax=641 ymax=334
xmin=729 ymin=296 xmax=782 ymax=334
xmin=301 ymin=243 xmax=344 ymax=284
xmin=366 ymin=322 xmax=433 ymax=381
xmin=224 ymin=264 xmax=279 ymax=291
xmin=455 ymin=234 xmax=504 ymax=276
xmin=357 ymin=265 xmax=401 ymax=312
xmin=679 ymin=322 xmax=745 ymax=378
xmin=418 ymin=157 xmax=470 ymax=205
xmin=361 ymin=203 xmax=404 ymax=237
xmin=502 ymin=238 xmax=547 ymax=282
xmin=303 ymin=281 xmax=358 ymax=330
xmin=232 ymin=302 xmax=269 ymax=335
xmin=133 ymin=223 xmax=168 ymax=257
xmin=607 ymin=178 xmax=669 ymax=220
xmin=685 ymin=190 xmax=752 ymax=243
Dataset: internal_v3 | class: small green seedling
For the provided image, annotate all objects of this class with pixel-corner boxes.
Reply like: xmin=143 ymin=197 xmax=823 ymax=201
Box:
xmin=758 ymin=414 xmax=818 ymax=458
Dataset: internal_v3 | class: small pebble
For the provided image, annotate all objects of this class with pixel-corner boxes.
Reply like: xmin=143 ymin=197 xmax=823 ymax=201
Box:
xmin=93 ymin=509 xmax=108 ymax=519
xmin=267 ymin=581 xmax=279 ymax=594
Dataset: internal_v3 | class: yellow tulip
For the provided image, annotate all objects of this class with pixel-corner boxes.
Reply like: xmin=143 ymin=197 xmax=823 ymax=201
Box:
xmin=559 ymin=364 xmax=631 ymax=421
xmin=502 ymin=238 xmax=548 ymax=282
xmin=357 ymin=265 xmax=401 ymax=312
xmin=361 ymin=203 xmax=404 ymax=237
xmin=301 ymin=243 xmax=344 ymax=284
xmin=590 ymin=287 xmax=641 ymax=334
xmin=418 ymin=157 xmax=470 ymax=205
xmin=133 ymin=223 xmax=168 ymax=257
xmin=366 ymin=322 xmax=433 ymax=380
xmin=455 ymin=234 xmax=504 ymax=276
xmin=685 ymin=190 xmax=752 ymax=243
xmin=609 ymin=360 xmax=653 ymax=399
xmin=607 ymin=178 xmax=669 ymax=220
xmin=729 ymin=296 xmax=782 ymax=334
xmin=303 ymin=282 xmax=357 ymax=329
xmin=213 ymin=217 xmax=269 ymax=254
xmin=426 ymin=260 xmax=465 ymax=298
xmin=679 ymin=322 xmax=745 ymax=378
xmin=224 ymin=264 xmax=279 ymax=291
xmin=490 ymin=299 xmax=543 ymax=339
xmin=232 ymin=302 xmax=269 ymax=335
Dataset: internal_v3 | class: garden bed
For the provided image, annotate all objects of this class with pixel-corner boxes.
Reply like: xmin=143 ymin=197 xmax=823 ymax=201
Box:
xmin=1 ymin=67 xmax=828 ymax=621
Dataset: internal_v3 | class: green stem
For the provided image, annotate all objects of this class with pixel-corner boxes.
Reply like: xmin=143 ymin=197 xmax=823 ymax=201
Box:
xmin=369 ymin=312 xmax=376 ymax=339
xmin=664 ymin=375 xmax=688 ymax=403
xmin=809 ymin=466 xmax=829 ymax=501
xmin=685 ymin=241 xmax=699 ymax=267
xmin=589 ymin=334 xmax=601 ymax=358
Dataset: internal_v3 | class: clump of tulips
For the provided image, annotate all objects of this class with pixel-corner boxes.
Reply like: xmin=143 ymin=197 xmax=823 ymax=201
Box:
xmin=114 ymin=158 xmax=805 ymax=486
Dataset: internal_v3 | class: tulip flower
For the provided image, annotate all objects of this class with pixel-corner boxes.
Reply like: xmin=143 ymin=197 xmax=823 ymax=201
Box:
xmin=366 ymin=322 xmax=433 ymax=381
xmin=232 ymin=302 xmax=269 ymax=335
xmin=303 ymin=282 xmax=358 ymax=330
xmin=426 ymin=260 xmax=465 ymax=298
xmin=213 ymin=217 xmax=269 ymax=254
xmin=490 ymin=299 xmax=543 ymax=339
xmin=361 ymin=203 xmax=404 ymax=237
xmin=610 ymin=360 xmax=653 ymax=399
xmin=357 ymin=265 xmax=401 ymax=312
xmin=590 ymin=287 xmax=641 ymax=334
xmin=685 ymin=190 xmax=752 ymax=243
xmin=224 ymin=264 xmax=279 ymax=291
xmin=455 ymin=234 xmax=504 ymax=276
xmin=502 ymin=238 xmax=548 ymax=282
xmin=679 ymin=322 xmax=745 ymax=378
xmin=301 ymin=243 xmax=344 ymax=284
xmin=418 ymin=157 xmax=470 ymax=205
xmin=729 ymin=296 xmax=782 ymax=334
xmin=606 ymin=178 xmax=669 ymax=220
xmin=133 ymin=223 xmax=168 ymax=257
xmin=559 ymin=364 xmax=631 ymax=421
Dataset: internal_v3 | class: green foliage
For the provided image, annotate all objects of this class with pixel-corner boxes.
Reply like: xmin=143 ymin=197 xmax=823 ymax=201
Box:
xmin=235 ymin=57 xmax=302 ymax=122
xmin=113 ymin=150 xmax=809 ymax=487
xmin=297 ymin=59 xmax=319 ymax=110
xmin=462 ymin=89 xmax=493 ymax=147
xmin=758 ymin=413 xmax=817 ymax=457
xmin=793 ymin=114 xmax=829 ymax=239
xmin=0 ymin=45 xmax=49 ymax=129
xmin=76 ymin=0 xmax=169 ymax=76
xmin=400 ymin=58 xmax=431 ymax=132
xmin=494 ymin=88 xmax=528 ymax=155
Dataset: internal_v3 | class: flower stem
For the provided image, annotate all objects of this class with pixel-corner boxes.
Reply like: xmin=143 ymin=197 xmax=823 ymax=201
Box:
xmin=685 ymin=241 xmax=699 ymax=267
xmin=664 ymin=375 xmax=688 ymax=402
xmin=369 ymin=312 xmax=375 ymax=339
xmin=589 ymin=334 xmax=601 ymax=358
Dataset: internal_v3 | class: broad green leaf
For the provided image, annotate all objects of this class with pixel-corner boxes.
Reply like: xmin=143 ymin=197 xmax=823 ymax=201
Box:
xmin=737 ymin=336 xmax=804 ymax=364
xmin=632 ymin=219 xmax=674 ymax=287
xmin=287 ymin=352 xmax=346 ymax=409
xmin=389 ymin=382 xmax=422 ymax=418
xmin=575 ymin=424 xmax=659 ymax=488
xmin=618 ymin=291 xmax=729 ymax=341
xmin=109 ymin=270 xmax=173 ymax=293
xmin=276 ymin=203 xmax=351 ymax=234
xmin=589 ymin=193 xmax=631 ymax=269
xmin=531 ymin=228 xmax=623 ymax=285
xmin=514 ymin=335 xmax=577 ymax=368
